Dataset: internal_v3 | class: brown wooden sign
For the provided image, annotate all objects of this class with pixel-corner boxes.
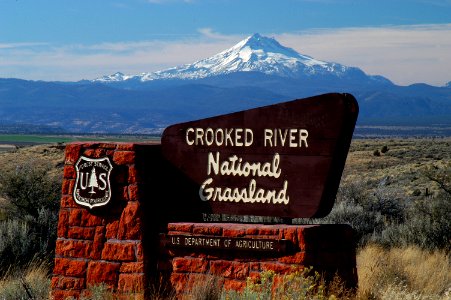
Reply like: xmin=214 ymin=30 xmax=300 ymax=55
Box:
xmin=161 ymin=234 xmax=289 ymax=253
xmin=161 ymin=93 xmax=358 ymax=218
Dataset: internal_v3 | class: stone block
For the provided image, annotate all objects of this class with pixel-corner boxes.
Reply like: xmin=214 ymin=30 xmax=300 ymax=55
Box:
xmin=53 ymin=258 xmax=87 ymax=277
xmin=60 ymin=195 xmax=78 ymax=208
xmin=65 ymin=144 xmax=82 ymax=165
xmin=117 ymin=202 xmax=142 ymax=240
xmin=106 ymin=220 xmax=119 ymax=239
xmin=210 ymin=260 xmax=249 ymax=279
xmin=98 ymin=143 xmax=117 ymax=150
xmin=94 ymin=226 xmax=105 ymax=243
xmin=51 ymin=276 xmax=86 ymax=290
xmin=57 ymin=210 xmax=69 ymax=238
xmin=80 ymin=210 xmax=104 ymax=227
xmin=172 ymin=257 xmax=208 ymax=273
xmin=55 ymin=239 xmax=94 ymax=259
xmin=120 ymin=262 xmax=144 ymax=273
xmin=83 ymin=148 xmax=107 ymax=158
xmin=116 ymin=143 xmax=136 ymax=151
xmin=278 ymin=251 xmax=307 ymax=264
xmin=118 ymin=273 xmax=145 ymax=293
xmin=279 ymin=226 xmax=299 ymax=246
xmin=61 ymin=179 xmax=74 ymax=196
xmin=170 ymin=273 xmax=189 ymax=295
xmin=193 ymin=224 xmax=222 ymax=235
xmin=113 ymin=151 xmax=136 ymax=165
xmin=128 ymin=184 xmax=139 ymax=201
xmin=136 ymin=242 xmax=144 ymax=262
xmin=68 ymin=208 xmax=83 ymax=226
xmin=128 ymin=165 xmax=139 ymax=184
xmin=67 ymin=227 xmax=96 ymax=240
xmin=222 ymin=224 xmax=246 ymax=237
xmin=101 ymin=241 xmax=136 ymax=261
xmin=223 ymin=279 xmax=246 ymax=291
xmin=51 ymin=289 xmax=81 ymax=300
xmin=86 ymin=261 xmax=121 ymax=287
xmin=63 ymin=165 xmax=76 ymax=179
xmin=167 ymin=223 xmax=193 ymax=233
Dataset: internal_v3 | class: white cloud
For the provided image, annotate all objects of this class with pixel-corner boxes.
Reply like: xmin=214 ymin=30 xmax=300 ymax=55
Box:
xmin=275 ymin=24 xmax=451 ymax=86
xmin=0 ymin=42 xmax=48 ymax=49
xmin=197 ymin=28 xmax=237 ymax=41
xmin=1 ymin=24 xmax=450 ymax=86
xmin=0 ymin=35 xmax=242 ymax=81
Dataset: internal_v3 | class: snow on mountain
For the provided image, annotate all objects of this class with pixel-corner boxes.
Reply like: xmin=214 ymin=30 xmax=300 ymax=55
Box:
xmin=93 ymin=33 xmax=367 ymax=82
xmin=95 ymin=72 xmax=137 ymax=82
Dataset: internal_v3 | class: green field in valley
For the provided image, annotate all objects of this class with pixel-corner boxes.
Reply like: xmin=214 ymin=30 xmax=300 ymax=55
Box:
xmin=0 ymin=134 xmax=161 ymax=145
xmin=0 ymin=134 xmax=161 ymax=153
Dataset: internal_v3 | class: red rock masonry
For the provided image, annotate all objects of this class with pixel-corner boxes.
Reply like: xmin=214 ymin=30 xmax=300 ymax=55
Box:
xmin=52 ymin=142 xmax=147 ymax=300
xmin=52 ymin=142 xmax=357 ymax=299
xmin=161 ymin=222 xmax=357 ymax=296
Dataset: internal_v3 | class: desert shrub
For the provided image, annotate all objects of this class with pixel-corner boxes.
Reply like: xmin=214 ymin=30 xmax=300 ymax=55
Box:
xmin=374 ymin=194 xmax=451 ymax=252
xmin=373 ymin=149 xmax=381 ymax=156
xmin=307 ymin=168 xmax=451 ymax=252
xmin=381 ymin=145 xmax=389 ymax=153
xmin=301 ymin=181 xmax=406 ymax=247
xmin=76 ymin=283 xmax=115 ymax=300
xmin=222 ymin=268 xmax=352 ymax=300
xmin=370 ymin=185 xmax=406 ymax=223
xmin=0 ymin=159 xmax=60 ymax=219
xmin=0 ymin=159 xmax=61 ymax=273
xmin=0 ymin=219 xmax=35 ymax=272
xmin=318 ymin=200 xmax=385 ymax=246
xmin=187 ymin=275 xmax=224 ymax=300
xmin=373 ymin=163 xmax=451 ymax=251
xmin=412 ymin=188 xmax=422 ymax=196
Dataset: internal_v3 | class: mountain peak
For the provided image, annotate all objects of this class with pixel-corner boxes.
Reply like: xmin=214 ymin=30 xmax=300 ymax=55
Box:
xmin=242 ymin=33 xmax=275 ymax=46
xmin=93 ymin=34 xmax=377 ymax=82
xmin=229 ymin=33 xmax=301 ymax=61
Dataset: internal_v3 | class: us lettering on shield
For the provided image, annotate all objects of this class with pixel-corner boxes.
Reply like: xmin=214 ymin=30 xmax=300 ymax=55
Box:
xmin=74 ymin=156 xmax=113 ymax=209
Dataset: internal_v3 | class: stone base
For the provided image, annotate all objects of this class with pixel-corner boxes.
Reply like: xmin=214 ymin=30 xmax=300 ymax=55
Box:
xmin=51 ymin=142 xmax=357 ymax=299
xmin=51 ymin=142 xmax=205 ymax=299
xmin=51 ymin=142 xmax=153 ymax=300
xmin=159 ymin=222 xmax=357 ymax=297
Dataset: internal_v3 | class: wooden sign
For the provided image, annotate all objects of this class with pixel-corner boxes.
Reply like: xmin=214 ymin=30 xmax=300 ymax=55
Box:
xmin=161 ymin=234 xmax=289 ymax=253
xmin=161 ymin=93 xmax=358 ymax=218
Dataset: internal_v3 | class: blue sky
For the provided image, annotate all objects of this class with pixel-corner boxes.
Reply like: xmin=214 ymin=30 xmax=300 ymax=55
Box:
xmin=1 ymin=0 xmax=450 ymax=86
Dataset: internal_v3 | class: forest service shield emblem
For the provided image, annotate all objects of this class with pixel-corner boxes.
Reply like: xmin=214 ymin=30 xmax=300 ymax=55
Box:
xmin=74 ymin=156 xmax=113 ymax=209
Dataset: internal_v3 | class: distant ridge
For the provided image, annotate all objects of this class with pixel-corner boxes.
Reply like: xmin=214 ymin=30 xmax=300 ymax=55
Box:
xmin=0 ymin=34 xmax=450 ymax=134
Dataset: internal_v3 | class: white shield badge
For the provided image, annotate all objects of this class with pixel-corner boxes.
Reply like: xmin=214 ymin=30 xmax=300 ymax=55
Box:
xmin=74 ymin=156 xmax=113 ymax=209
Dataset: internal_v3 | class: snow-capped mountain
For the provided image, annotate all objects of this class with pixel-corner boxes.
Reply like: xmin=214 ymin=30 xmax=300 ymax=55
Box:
xmin=94 ymin=33 xmax=384 ymax=83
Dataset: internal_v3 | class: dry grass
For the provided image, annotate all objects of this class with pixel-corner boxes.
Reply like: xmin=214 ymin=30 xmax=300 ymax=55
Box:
xmin=357 ymin=245 xmax=451 ymax=300
xmin=0 ymin=144 xmax=65 ymax=185
xmin=0 ymin=237 xmax=448 ymax=299
xmin=342 ymin=138 xmax=451 ymax=198
xmin=184 ymin=245 xmax=451 ymax=300
xmin=0 ymin=259 xmax=51 ymax=300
